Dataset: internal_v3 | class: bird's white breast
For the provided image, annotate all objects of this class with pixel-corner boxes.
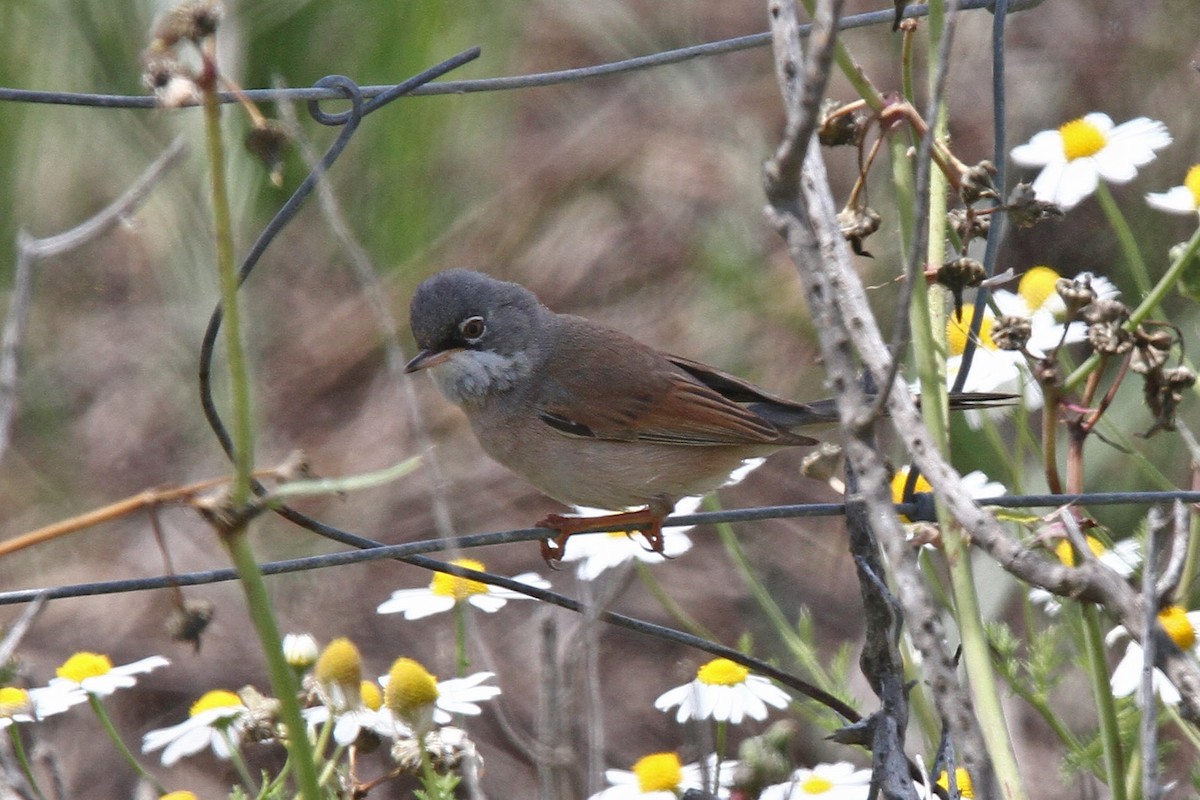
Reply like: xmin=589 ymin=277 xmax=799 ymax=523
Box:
xmin=431 ymin=349 xmax=532 ymax=405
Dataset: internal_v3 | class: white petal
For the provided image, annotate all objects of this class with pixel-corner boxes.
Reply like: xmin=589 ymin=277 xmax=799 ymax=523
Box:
xmin=1110 ymin=642 xmax=1142 ymax=697
xmin=491 ymin=572 xmax=552 ymax=598
xmin=1092 ymin=149 xmax=1139 ymax=184
xmin=159 ymin=727 xmax=215 ymax=767
xmin=1146 ymin=186 xmax=1198 ymax=214
xmin=654 ymin=684 xmax=691 ymax=713
xmin=466 ymin=594 xmax=509 ymax=613
xmin=1010 ymin=130 xmax=1064 ymax=167
xmin=376 ymin=591 xmax=456 ymax=619
xmin=1049 ymin=159 xmax=1100 ymax=209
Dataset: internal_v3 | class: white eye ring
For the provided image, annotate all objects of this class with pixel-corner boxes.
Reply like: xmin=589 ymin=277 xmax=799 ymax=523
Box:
xmin=459 ymin=315 xmax=486 ymax=341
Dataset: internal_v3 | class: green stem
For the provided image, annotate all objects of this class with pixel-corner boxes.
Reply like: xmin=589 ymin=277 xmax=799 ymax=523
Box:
xmin=1065 ymin=221 xmax=1200 ymax=391
xmin=941 ymin=522 xmax=1030 ymax=800
xmin=201 ymin=57 xmax=254 ymax=505
xmin=712 ymin=509 xmax=840 ymax=697
xmin=223 ymin=532 xmax=322 ymax=800
xmin=7 ymin=725 xmax=48 ymax=800
xmin=1080 ymin=603 xmax=1127 ymax=800
xmin=221 ymin=726 xmax=259 ymax=794
xmin=1095 ymin=182 xmax=1153 ymax=299
xmin=634 ymin=561 xmax=718 ymax=641
xmin=797 ymin=0 xmax=885 ymax=111
xmin=86 ymin=693 xmax=166 ymax=796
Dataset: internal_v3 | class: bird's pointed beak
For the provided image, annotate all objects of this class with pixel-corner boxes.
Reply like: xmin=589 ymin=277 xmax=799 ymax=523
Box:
xmin=404 ymin=347 xmax=461 ymax=373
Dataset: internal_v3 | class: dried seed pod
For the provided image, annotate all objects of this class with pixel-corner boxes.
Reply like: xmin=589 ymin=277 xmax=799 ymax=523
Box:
xmin=992 ymin=315 xmax=1032 ymax=352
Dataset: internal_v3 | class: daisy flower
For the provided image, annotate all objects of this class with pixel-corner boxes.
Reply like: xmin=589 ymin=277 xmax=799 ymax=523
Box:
xmin=589 ymin=752 xmax=737 ymax=799
xmin=304 ymin=680 xmax=400 ymax=745
xmin=992 ymin=266 xmax=1119 ymax=355
xmin=1010 ymin=113 xmax=1171 ymax=210
xmin=0 ymin=684 xmax=88 ymax=728
xmin=890 ymin=466 xmax=1004 ymax=528
xmin=1107 ymin=605 xmax=1200 ymax=705
xmin=380 ymin=658 xmax=501 ymax=734
xmin=759 ymin=761 xmax=873 ymax=800
xmin=561 ymin=495 xmax=702 ymax=581
xmin=376 ymin=558 xmax=550 ymax=620
xmin=654 ymin=657 xmax=790 ymax=724
xmin=282 ymin=633 xmax=320 ymax=670
xmin=49 ymin=652 xmax=169 ymax=696
xmin=1030 ymin=534 xmax=1141 ymax=615
xmin=1146 ymin=164 xmax=1200 ymax=215
xmin=923 ymin=306 xmax=1037 ymax=428
xmin=141 ymin=689 xmax=249 ymax=766
xmin=313 ymin=637 xmax=364 ymax=712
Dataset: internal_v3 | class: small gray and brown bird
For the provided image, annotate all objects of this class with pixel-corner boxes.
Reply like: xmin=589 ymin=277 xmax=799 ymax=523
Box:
xmin=405 ymin=269 xmax=1004 ymax=563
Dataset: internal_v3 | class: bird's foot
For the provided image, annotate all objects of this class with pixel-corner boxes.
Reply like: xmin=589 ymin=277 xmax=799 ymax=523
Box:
xmin=536 ymin=507 xmax=667 ymax=566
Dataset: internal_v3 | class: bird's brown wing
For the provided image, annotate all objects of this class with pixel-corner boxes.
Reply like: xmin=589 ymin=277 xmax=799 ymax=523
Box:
xmin=534 ymin=317 xmax=816 ymax=447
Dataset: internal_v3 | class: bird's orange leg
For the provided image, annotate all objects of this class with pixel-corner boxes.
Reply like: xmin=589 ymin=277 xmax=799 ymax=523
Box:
xmin=537 ymin=506 xmax=667 ymax=566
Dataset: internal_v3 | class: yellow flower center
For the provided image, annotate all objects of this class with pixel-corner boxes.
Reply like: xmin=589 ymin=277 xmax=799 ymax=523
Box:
xmin=189 ymin=689 xmax=242 ymax=716
xmin=890 ymin=468 xmax=933 ymax=504
xmin=947 ymin=307 xmax=996 ymax=355
xmin=0 ymin=687 xmax=32 ymax=717
xmin=1053 ymin=535 xmax=1107 ymax=567
xmin=1185 ymin=164 xmax=1200 ymax=208
xmin=159 ymin=793 xmax=199 ymax=800
xmin=361 ymin=680 xmax=383 ymax=712
xmin=431 ymin=558 xmax=489 ymax=600
xmin=315 ymin=638 xmax=363 ymax=696
xmin=385 ymin=657 xmax=440 ymax=718
xmin=697 ymin=658 xmax=750 ymax=686
xmin=800 ymin=775 xmax=835 ymax=794
xmin=632 ymin=752 xmax=683 ymax=792
xmin=1059 ymin=117 xmax=1107 ymax=161
xmin=1018 ymin=266 xmax=1061 ymax=312
xmin=1159 ymin=606 xmax=1197 ymax=650
xmin=56 ymin=652 xmax=113 ymax=682
xmin=937 ymin=768 xmax=975 ymax=799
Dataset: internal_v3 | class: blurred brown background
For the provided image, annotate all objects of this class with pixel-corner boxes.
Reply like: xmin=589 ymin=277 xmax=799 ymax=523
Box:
xmin=1 ymin=0 xmax=1199 ymax=796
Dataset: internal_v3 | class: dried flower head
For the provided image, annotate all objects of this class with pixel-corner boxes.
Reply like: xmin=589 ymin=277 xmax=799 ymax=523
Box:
xmin=838 ymin=206 xmax=881 ymax=257
xmin=153 ymin=0 xmax=225 ymax=48
xmin=1082 ymin=297 xmax=1130 ymax=326
xmin=141 ymin=51 xmax=201 ymax=108
xmin=1130 ymin=327 xmax=1176 ymax=374
xmin=960 ymin=160 xmax=1000 ymax=205
xmin=1142 ymin=365 xmax=1197 ymax=436
xmin=166 ymin=599 xmax=214 ymax=651
xmin=391 ymin=726 xmax=481 ymax=775
xmin=992 ymin=315 xmax=1032 ymax=352
xmin=245 ymin=121 xmax=291 ymax=188
xmin=1054 ymin=274 xmax=1098 ymax=318
xmin=937 ymin=257 xmax=986 ymax=292
xmin=948 ymin=207 xmax=990 ymax=242
xmin=818 ymin=99 xmax=866 ymax=147
xmin=1005 ymin=181 xmax=1065 ymax=228
xmin=1088 ymin=320 xmax=1133 ymax=355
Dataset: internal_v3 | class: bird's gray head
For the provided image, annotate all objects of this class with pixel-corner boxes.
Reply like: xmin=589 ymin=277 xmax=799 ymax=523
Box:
xmin=405 ymin=269 xmax=549 ymax=404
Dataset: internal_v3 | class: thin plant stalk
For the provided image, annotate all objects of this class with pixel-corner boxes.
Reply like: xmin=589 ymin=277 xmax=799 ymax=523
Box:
xmin=86 ymin=693 xmax=166 ymax=796
xmin=1095 ymin=182 xmax=1153 ymax=299
xmin=6 ymin=726 xmax=48 ymax=800
xmin=1079 ymin=603 xmax=1127 ymax=800
xmin=199 ymin=47 xmax=322 ymax=800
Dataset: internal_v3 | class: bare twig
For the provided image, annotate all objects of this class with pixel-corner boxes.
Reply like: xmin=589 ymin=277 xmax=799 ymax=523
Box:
xmin=0 ymin=137 xmax=187 ymax=462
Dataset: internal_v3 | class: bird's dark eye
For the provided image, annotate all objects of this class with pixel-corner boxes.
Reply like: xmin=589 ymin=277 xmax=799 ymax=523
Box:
xmin=459 ymin=315 xmax=486 ymax=341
